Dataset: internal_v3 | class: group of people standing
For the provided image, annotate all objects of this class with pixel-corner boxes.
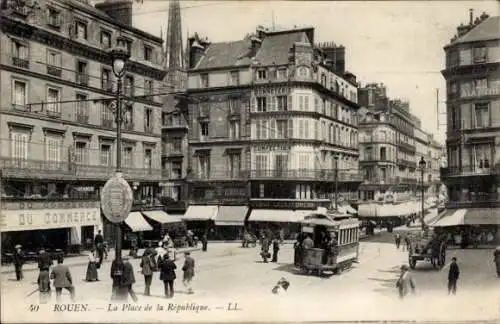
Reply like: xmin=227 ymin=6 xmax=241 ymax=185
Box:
xmin=259 ymin=234 xmax=281 ymax=263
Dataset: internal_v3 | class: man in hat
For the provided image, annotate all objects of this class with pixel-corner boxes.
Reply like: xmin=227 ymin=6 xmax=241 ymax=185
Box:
xmin=50 ymin=257 xmax=75 ymax=302
xmin=37 ymin=249 xmax=53 ymax=303
xmin=94 ymin=230 xmax=104 ymax=267
xmin=182 ymin=252 xmax=195 ymax=294
xmin=396 ymin=264 xmax=415 ymax=299
xmin=122 ymin=257 xmax=138 ymax=302
xmin=494 ymin=246 xmax=500 ymax=278
xmin=13 ymin=244 xmax=24 ymax=281
xmin=447 ymin=257 xmax=460 ymax=295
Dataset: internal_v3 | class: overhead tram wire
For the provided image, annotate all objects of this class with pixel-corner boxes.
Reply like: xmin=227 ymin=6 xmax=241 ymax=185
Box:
xmin=131 ymin=1 xmax=227 ymax=16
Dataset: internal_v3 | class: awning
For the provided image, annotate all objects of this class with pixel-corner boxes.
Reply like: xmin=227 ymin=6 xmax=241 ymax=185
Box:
xmin=214 ymin=206 xmax=248 ymax=226
xmin=142 ymin=210 xmax=182 ymax=224
xmin=432 ymin=209 xmax=467 ymax=227
xmin=294 ymin=210 xmax=316 ymax=222
xmin=248 ymin=209 xmax=302 ymax=223
xmin=125 ymin=212 xmax=153 ymax=232
xmin=335 ymin=205 xmax=348 ymax=214
xmin=464 ymin=208 xmax=500 ymax=225
xmin=342 ymin=205 xmax=357 ymax=214
xmin=183 ymin=205 xmax=218 ymax=221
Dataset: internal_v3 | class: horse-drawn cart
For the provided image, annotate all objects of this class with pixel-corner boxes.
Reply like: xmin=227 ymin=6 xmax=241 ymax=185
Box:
xmin=407 ymin=228 xmax=447 ymax=270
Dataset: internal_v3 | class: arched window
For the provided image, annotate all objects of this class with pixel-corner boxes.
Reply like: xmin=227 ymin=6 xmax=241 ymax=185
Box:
xmin=321 ymin=73 xmax=326 ymax=86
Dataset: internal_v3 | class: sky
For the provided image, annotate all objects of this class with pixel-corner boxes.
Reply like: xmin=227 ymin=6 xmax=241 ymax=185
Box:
xmin=125 ymin=0 xmax=500 ymax=144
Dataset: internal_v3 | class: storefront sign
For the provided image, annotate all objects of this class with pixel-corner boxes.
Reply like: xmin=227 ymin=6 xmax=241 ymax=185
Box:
xmin=101 ymin=174 xmax=133 ymax=223
xmin=1 ymin=200 xmax=100 ymax=210
xmin=0 ymin=208 xmax=101 ymax=232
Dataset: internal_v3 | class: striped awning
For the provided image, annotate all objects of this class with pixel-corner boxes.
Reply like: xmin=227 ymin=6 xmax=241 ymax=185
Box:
xmin=125 ymin=212 xmax=153 ymax=232
xmin=183 ymin=205 xmax=218 ymax=221
xmin=214 ymin=206 xmax=248 ymax=226
xmin=142 ymin=210 xmax=182 ymax=224
xmin=249 ymin=209 xmax=303 ymax=223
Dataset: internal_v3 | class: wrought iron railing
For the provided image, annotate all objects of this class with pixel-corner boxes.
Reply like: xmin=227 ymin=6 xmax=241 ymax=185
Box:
xmin=189 ymin=169 xmax=363 ymax=182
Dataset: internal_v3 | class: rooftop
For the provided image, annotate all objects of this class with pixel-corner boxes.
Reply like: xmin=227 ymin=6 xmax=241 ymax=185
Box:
xmin=449 ymin=16 xmax=500 ymax=47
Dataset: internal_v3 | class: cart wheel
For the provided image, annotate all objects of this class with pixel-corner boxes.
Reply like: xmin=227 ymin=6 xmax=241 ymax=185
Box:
xmin=409 ymin=258 xmax=416 ymax=269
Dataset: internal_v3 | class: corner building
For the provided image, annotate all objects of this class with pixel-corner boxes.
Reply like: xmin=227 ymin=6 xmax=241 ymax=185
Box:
xmin=438 ymin=11 xmax=499 ymax=245
xmin=0 ymin=0 xmax=166 ymax=252
xmin=184 ymin=27 xmax=362 ymax=238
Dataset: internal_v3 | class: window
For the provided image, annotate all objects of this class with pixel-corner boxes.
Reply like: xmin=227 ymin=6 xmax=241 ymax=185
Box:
xmin=144 ymin=149 xmax=152 ymax=169
xmin=46 ymin=88 xmax=60 ymax=115
xmin=45 ymin=135 xmax=62 ymax=167
xmin=11 ymin=131 xmax=29 ymax=160
xmin=229 ymin=71 xmax=239 ymax=86
xmin=380 ymin=147 xmax=387 ymax=160
xmin=474 ymin=103 xmax=490 ymax=128
xmin=124 ymin=39 xmax=132 ymax=54
xmin=255 ymin=154 xmax=268 ymax=174
xmin=275 ymin=154 xmax=288 ymax=174
xmin=12 ymin=39 xmax=28 ymax=60
xmin=74 ymin=142 xmax=87 ymax=164
xmin=472 ymin=145 xmax=491 ymax=170
xmin=257 ymin=97 xmax=267 ymax=112
xmin=75 ymin=21 xmax=87 ymax=40
xmin=200 ymin=121 xmax=209 ymax=138
xmin=144 ymin=80 xmax=153 ymax=95
xmin=171 ymin=161 xmax=182 ymax=179
xmin=76 ymin=61 xmax=88 ymax=85
xmin=472 ymin=46 xmax=487 ymax=63
xmin=46 ymin=50 xmax=61 ymax=76
xmin=100 ymin=31 xmax=111 ymax=48
xmin=298 ymin=67 xmax=309 ymax=77
xmin=101 ymin=69 xmax=111 ymax=90
xmin=76 ymin=94 xmax=88 ymax=122
xmin=261 ymin=120 xmax=268 ymax=139
xmin=12 ymin=80 xmax=27 ymax=109
xmin=200 ymin=73 xmax=209 ymax=88
xmin=276 ymin=96 xmax=287 ymax=111
xmin=123 ymin=104 xmax=133 ymax=127
xmin=299 ymin=120 xmax=304 ymax=138
xmin=100 ymin=144 xmax=111 ymax=166
xmin=123 ymin=147 xmax=133 ymax=167
xmin=229 ymin=154 xmax=241 ymax=177
xmin=172 ymin=137 xmax=182 ymax=152
xmin=229 ymin=99 xmax=240 ymax=114
xmin=144 ymin=108 xmax=152 ymax=131
xmin=47 ymin=8 xmax=61 ymax=27
xmin=277 ymin=68 xmax=287 ymax=80
xmin=276 ymin=120 xmax=288 ymax=139
xmin=124 ymin=76 xmax=134 ymax=96
xmin=144 ymin=46 xmax=153 ymax=61
xmin=229 ymin=120 xmax=240 ymax=139
xmin=100 ymin=101 xmax=113 ymax=125
xmin=257 ymin=69 xmax=267 ymax=80
xmin=198 ymin=154 xmax=210 ymax=178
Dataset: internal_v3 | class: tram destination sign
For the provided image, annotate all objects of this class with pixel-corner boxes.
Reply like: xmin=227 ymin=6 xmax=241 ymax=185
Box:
xmin=101 ymin=173 xmax=133 ymax=223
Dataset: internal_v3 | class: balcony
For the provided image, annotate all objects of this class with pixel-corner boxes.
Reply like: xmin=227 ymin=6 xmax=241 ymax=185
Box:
xmin=163 ymin=121 xmax=189 ymax=131
xmin=0 ymin=157 xmax=162 ymax=181
xmin=162 ymin=170 xmax=184 ymax=180
xmin=397 ymin=141 xmax=416 ymax=153
xmin=11 ymin=5 xmax=28 ymax=17
xmin=359 ymin=136 xmax=395 ymax=144
xmin=164 ymin=150 xmax=184 ymax=158
xmin=76 ymin=73 xmax=89 ymax=86
xmin=12 ymin=56 xmax=29 ymax=69
xmin=189 ymin=198 xmax=249 ymax=206
xmin=248 ymin=169 xmax=364 ymax=182
xmin=440 ymin=165 xmax=499 ymax=178
xmin=101 ymin=119 xmax=114 ymax=128
xmin=249 ymin=198 xmax=331 ymax=210
xmin=446 ymin=193 xmax=500 ymax=209
xmin=363 ymin=177 xmax=399 ymax=185
xmin=46 ymin=110 xmax=62 ymax=118
xmin=397 ymin=158 xmax=417 ymax=169
xmin=396 ymin=177 xmax=418 ymax=185
xmin=76 ymin=114 xmax=89 ymax=124
xmin=189 ymin=170 xmax=248 ymax=181
xmin=144 ymin=125 xmax=154 ymax=134
xmin=46 ymin=65 xmax=62 ymax=77
xmin=11 ymin=104 xmax=30 ymax=112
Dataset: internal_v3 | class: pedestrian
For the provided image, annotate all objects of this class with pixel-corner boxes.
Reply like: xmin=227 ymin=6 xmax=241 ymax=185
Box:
xmin=447 ymin=257 xmax=460 ymax=295
xmin=110 ymin=259 xmax=126 ymax=301
xmin=94 ymin=230 xmax=104 ymax=267
xmin=159 ymin=254 xmax=177 ymax=298
xmin=85 ymin=248 xmax=99 ymax=282
xmin=122 ymin=257 xmax=138 ymax=302
xmin=182 ymin=252 xmax=195 ymax=294
xmin=156 ymin=242 xmax=167 ymax=262
xmin=494 ymin=246 xmax=500 ymax=278
xmin=13 ymin=244 xmax=24 ymax=281
xmin=404 ymin=236 xmax=411 ymax=252
xmin=396 ymin=265 xmax=415 ymax=300
xmin=302 ymin=234 xmax=314 ymax=250
xmin=261 ymin=235 xmax=271 ymax=263
xmin=50 ymin=257 xmax=75 ymax=302
xmin=395 ymin=233 xmax=401 ymax=249
xmin=201 ymin=233 xmax=208 ymax=252
xmin=140 ymin=250 xmax=154 ymax=296
xmin=37 ymin=249 xmax=52 ymax=303
xmin=271 ymin=237 xmax=280 ymax=263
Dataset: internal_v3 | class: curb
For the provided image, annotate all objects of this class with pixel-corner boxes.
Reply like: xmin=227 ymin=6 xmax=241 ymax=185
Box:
xmin=1 ymin=247 xmax=201 ymax=275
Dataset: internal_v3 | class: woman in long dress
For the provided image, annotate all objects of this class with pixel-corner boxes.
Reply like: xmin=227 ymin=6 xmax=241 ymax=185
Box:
xmin=85 ymin=249 xmax=99 ymax=282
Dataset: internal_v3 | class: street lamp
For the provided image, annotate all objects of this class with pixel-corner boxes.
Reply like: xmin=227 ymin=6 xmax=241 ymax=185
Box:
xmin=109 ymin=36 xmax=130 ymax=300
xmin=334 ymin=156 xmax=339 ymax=211
xmin=419 ymin=156 xmax=426 ymax=230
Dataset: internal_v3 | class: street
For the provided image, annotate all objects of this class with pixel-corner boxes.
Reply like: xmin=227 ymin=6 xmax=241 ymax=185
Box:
xmin=2 ymin=233 xmax=499 ymax=322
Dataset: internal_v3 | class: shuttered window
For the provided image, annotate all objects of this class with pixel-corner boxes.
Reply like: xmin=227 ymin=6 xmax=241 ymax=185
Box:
xmin=11 ymin=132 xmax=29 ymax=160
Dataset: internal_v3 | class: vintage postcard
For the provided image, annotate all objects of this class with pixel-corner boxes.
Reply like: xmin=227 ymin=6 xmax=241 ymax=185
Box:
xmin=1 ymin=0 xmax=499 ymax=322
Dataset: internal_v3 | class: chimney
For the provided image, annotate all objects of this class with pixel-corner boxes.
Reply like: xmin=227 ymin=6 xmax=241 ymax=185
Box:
xmin=250 ymin=36 xmax=262 ymax=55
xmin=469 ymin=8 xmax=474 ymax=25
xmin=95 ymin=0 xmax=133 ymax=26
xmin=188 ymin=33 xmax=206 ymax=68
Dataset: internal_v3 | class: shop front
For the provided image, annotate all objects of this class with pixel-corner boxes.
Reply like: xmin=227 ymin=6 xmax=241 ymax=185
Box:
xmin=0 ymin=200 xmax=102 ymax=255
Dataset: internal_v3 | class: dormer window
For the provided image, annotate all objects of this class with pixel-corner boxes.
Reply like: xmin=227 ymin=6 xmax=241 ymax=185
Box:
xmin=298 ymin=67 xmax=309 ymax=77
xmin=100 ymin=30 xmax=111 ymax=49
xmin=75 ymin=21 xmax=87 ymax=40
xmin=277 ymin=68 xmax=288 ymax=80
xmin=257 ymin=69 xmax=267 ymax=80
xmin=144 ymin=45 xmax=153 ymax=62
xmin=472 ymin=46 xmax=487 ymax=63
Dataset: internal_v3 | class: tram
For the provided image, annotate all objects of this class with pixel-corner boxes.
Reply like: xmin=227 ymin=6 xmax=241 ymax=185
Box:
xmin=295 ymin=210 xmax=361 ymax=276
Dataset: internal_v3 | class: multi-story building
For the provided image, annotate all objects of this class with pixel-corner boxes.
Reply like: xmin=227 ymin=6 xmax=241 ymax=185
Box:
xmin=182 ymin=27 xmax=363 ymax=238
xmin=439 ymin=10 xmax=499 ymax=242
xmin=0 ymin=0 xmax=166 ymax=252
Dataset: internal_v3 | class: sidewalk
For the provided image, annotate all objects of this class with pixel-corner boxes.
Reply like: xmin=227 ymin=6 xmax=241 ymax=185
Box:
xmin=1 ymin=246 xmax=200 ymax=275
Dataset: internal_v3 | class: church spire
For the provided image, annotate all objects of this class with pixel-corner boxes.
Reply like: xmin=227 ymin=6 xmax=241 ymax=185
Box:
xmin=165 ymin=0 xmax=185 ymax=90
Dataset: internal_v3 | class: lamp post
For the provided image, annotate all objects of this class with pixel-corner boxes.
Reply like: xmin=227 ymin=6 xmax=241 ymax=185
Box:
xmin=419 ymin=157 xmax=426 ymax=230
xmin=334 ymin=156 xmax=339 ymax=211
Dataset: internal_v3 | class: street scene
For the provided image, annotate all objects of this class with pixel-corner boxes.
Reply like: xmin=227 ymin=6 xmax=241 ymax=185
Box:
xmin=1 ymin=0 xmax=500 ymax=322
